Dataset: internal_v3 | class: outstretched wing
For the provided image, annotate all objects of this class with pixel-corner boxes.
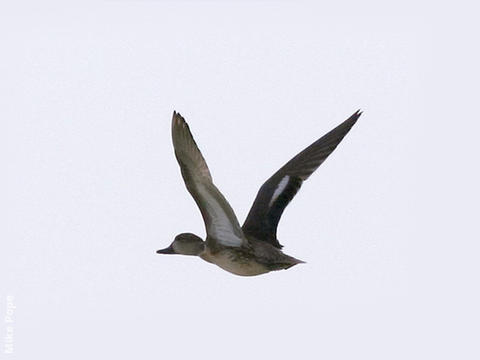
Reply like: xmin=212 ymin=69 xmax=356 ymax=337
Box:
xmin=172 ymin=111 xmax=246 ymax=247
xmin=242 ymin=110 xmax=361 ymax=248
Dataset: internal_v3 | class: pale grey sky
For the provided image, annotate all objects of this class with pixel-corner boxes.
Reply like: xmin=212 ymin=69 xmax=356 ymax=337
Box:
xmin=2 ymin=2 xmax=479 ymax=359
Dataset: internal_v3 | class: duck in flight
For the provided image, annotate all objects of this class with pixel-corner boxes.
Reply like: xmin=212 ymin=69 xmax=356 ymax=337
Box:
xmin=157 ymin=110 xmax=361 ymax=276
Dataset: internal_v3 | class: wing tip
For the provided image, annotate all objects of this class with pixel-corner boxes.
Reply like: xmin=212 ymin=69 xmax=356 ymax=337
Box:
xmin=172 ymin=110 xmax=184 ymax=121
xmin=351 ymin=108 xmax=363 ymax=121
xmin=172 ymin=110 xmax=189 ymax=135
xmin=341 ymin=109 xmax=362 ymax=130
xmin=353 ymin=109 xmax=363 ymax=121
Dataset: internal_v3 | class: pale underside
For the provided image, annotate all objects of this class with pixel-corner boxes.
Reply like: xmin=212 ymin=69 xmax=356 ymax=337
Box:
xmin=200 ymin=248 xmax=271 ymax=276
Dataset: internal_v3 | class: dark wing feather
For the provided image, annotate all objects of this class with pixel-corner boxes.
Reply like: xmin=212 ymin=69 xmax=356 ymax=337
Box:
xmin=242 ymin=110 xmax=361 ymax=248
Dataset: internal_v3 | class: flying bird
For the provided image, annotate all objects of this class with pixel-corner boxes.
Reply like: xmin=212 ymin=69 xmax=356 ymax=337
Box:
xmin=157 ymin=110 xmax=361 ymax=276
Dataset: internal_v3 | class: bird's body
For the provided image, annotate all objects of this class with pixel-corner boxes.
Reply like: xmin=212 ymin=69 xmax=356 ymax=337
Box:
xmin=156 ymin=110 xmax=361 ymax=276
xmin=200 ymin=236 xmax=304 ymax=276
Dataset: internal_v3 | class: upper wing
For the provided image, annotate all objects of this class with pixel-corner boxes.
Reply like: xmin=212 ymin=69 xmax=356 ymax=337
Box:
xmin=242 ymin=110 xmax=361 ymax=248
xmin=172 ymin=111 xmax=246 ymax=248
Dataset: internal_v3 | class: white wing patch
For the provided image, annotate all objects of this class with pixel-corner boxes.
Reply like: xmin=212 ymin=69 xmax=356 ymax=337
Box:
xmin=196 ymin=183 xmax=244 ymax=247
xmin=269 ymin=175 xmax=290 ymax=207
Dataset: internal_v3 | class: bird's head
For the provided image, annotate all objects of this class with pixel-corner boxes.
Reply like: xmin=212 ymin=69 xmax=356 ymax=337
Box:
xmin=156 ymin=233 xmax=205 ymax=256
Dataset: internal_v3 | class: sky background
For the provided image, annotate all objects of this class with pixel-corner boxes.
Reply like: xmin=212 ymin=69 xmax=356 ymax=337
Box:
xmin=1 ymin=2 xmax=479 ymax=359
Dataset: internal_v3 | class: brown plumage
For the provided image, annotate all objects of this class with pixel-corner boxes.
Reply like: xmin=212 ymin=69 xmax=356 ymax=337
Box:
xmin=157 ymin=110 xmax=361 ymax=276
